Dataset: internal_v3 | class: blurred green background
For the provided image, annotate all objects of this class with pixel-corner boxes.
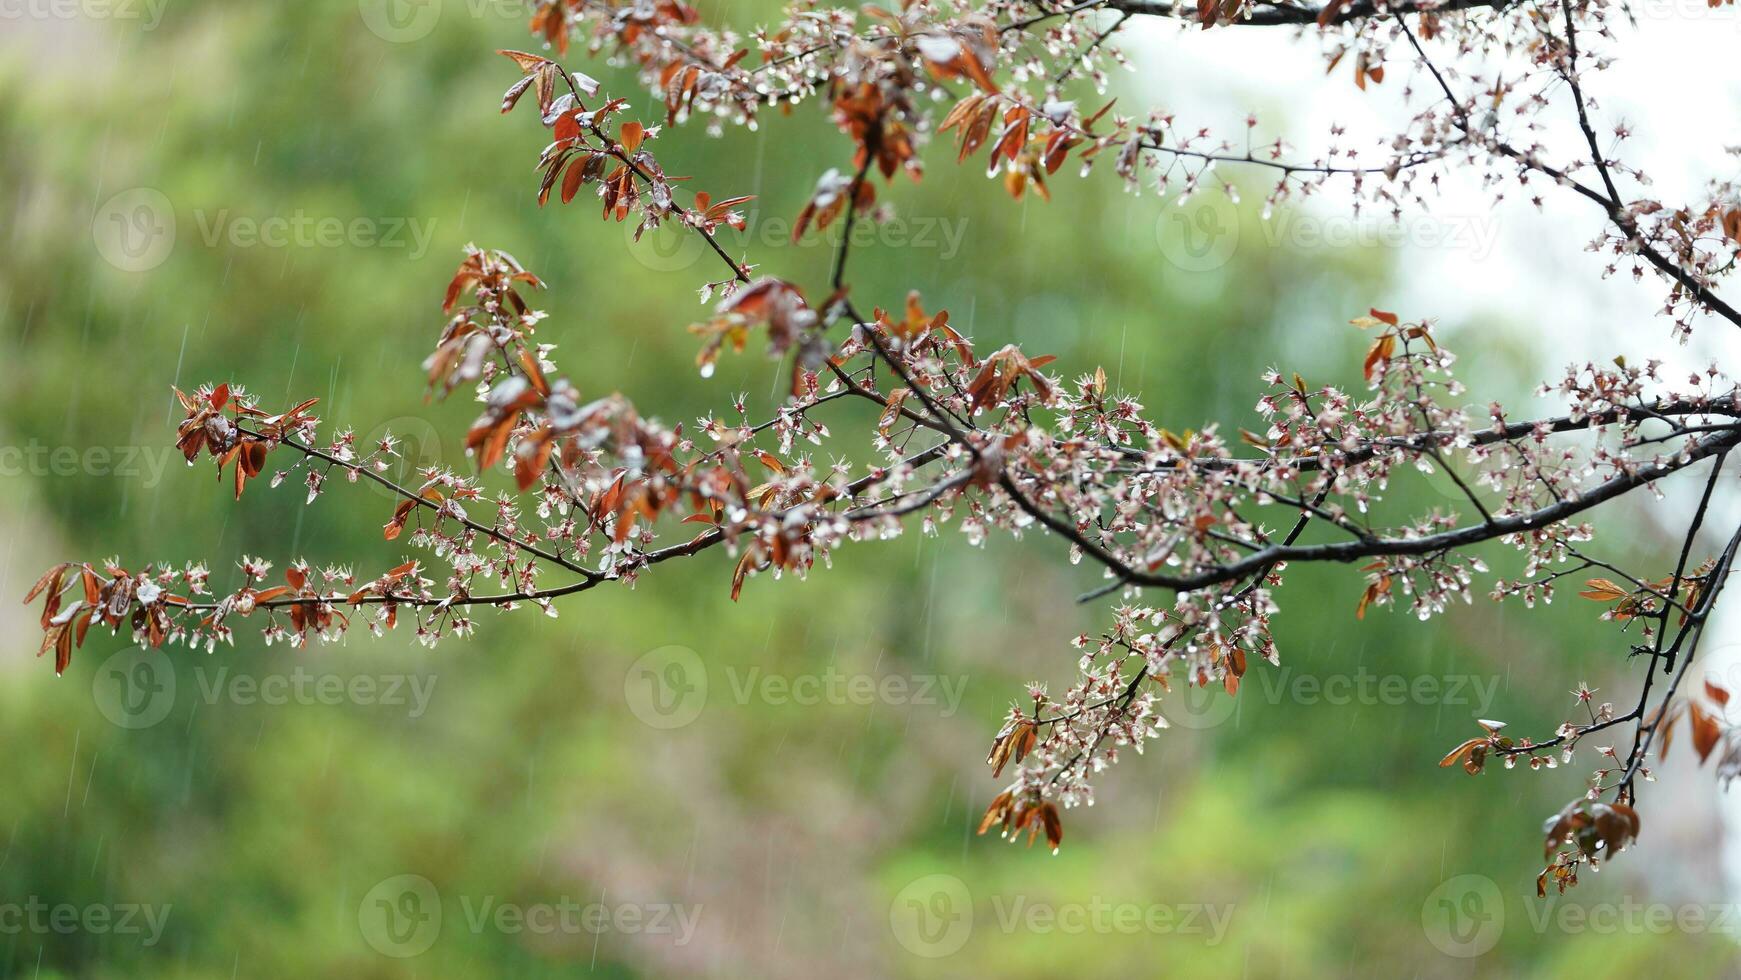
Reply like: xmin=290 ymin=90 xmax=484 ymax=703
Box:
xmin=1 ymin=1 xmax=1736 ymax=976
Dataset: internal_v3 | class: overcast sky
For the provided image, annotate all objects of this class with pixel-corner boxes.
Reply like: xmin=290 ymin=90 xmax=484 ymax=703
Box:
xmin=1125 ymin=6 xmax=1741 ymax=897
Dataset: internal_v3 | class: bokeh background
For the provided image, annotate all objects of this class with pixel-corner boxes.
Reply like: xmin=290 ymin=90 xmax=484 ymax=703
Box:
xmin=3 ymin=1 xmax=1741 ymax=976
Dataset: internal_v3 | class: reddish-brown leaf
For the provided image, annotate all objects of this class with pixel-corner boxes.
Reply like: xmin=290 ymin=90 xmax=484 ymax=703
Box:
xmin=621 ymin=121 xmax=645 ymax=153
xmin=561 ymin=155 xmax=587 ymax=205
xmin=1690 ymin=702 xmax=1722 ymax=763
xmin=1439 ymin=738 xmax=1483 ymax=768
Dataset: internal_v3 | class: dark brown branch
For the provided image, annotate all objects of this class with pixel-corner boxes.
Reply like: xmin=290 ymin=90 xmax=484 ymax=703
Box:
xmin=256 ymin=426 xmax=599 ymax=580
xmin=166 ymin=441 xmax=955 ymax=615
xmin=1117 ymin=396 xmax=1741 ymax=476
xmin=1015 ymin=0 xmax=1520 ymax=31
xmin=1031 ymin=427 xmax=1741 ymax=593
